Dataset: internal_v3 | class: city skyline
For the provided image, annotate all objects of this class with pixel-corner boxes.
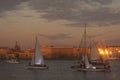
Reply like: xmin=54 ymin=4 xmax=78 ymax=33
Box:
xmin=0 ymin=0 xmax=120 ymax=49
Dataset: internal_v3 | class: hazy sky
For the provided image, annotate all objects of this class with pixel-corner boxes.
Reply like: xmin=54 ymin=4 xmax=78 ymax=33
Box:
xmin=0 ymin=0 xmax=120 ymax=49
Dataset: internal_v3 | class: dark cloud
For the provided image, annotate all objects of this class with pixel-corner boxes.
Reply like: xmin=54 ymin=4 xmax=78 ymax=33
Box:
xmin=67 ymin=7 xmax=120 ymax=27
xmin=87 ymin=30 xmax=112 ymax=39
xmin=0 ymin=0 xmax=29 ymax=15
xmin=0 ymin=0 xmax=119 ymax=27
xmin=22 ymin=15 xmax=34 ymax=18
xmin=38 ymin=33 xmax=72 ymax=40
xmin=0 ymin=15 xmax=3 ymax=18
xmin=81 ymin=7 xmax=120 ymax=25
xmin=83 ymin=0 xmax=112 ymax=5
xmin=28 ymin=0 xmax=120 ymax=27
xmin=28 ymin=0 xmax=78 ymax=21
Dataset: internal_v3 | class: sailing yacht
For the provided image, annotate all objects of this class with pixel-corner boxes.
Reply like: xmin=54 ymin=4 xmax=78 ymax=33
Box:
xmin=28 ymin=35 xmax=48 ymax=69
xmin=76 ymin=24 xmax=111 ymax=72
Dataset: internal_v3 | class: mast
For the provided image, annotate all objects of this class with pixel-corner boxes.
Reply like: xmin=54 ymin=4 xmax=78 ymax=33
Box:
xmin=84 ymin=24 xmax=87 ymax=68
xmin=34 ymin=35 xmax=38 ymax=65
xmin=84 ymin=24 xmax=86 ymax=56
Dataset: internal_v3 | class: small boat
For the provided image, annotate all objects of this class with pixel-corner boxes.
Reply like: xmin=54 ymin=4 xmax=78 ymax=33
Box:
xmin=28 ymin=35 xmax=48 ymax=70
xmin=6 ymin=59 xmax=20 ymax=64
xmin=6 ymin=54 xmax=20 ymax=64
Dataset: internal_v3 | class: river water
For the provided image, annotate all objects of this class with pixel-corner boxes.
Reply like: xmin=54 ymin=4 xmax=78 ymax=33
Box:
xmin=0 ymin=60 xmax=120 ymax=80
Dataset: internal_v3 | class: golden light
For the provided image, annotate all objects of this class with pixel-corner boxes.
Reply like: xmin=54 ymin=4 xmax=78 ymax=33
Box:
xmin=98 ymin=48 xmax=104 ymax=55
xmin=105 ymin=49 xmax=109 ymax=55
xmin=118 ymin=50 xmax=120 ymax=53
xmin=116 ymin=48 xmax=118 ymax=50
xmin=109 ymin=51 xmax=112 ymax=54
xmin=98 ymin=48 xmax=111 ymax=56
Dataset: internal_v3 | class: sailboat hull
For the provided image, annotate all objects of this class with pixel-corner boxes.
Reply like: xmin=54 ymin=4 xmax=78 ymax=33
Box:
xmin=28 ymin=65 xmax=48 ymax=70
xmin=77 ymin=68 xmax=111 ymax=72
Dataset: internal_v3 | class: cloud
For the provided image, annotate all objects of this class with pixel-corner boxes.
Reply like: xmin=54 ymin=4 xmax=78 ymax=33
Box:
xmin=0 ymin=0 xmax=29 ymax=15
xmin=105 ymin=38 xmax=120 ymax=46
xmin=28 ymin=0 xmax=120 ymax=27
xmin=22 ymin=15 xmax=34 ymax=18
xmin=38 ymin=33 xmax=72 ymax=40
xmin=87 ymin=30 xmax=112 ymax=39
xmin=83 ymin=0 xmax=112 ymax=5
xmin=0 ymin=0 xmax=120 ymax=27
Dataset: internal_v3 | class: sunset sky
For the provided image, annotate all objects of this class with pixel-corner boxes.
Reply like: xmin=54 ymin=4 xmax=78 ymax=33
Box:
xmin=0 ymin=0 xmax=120 ymax=49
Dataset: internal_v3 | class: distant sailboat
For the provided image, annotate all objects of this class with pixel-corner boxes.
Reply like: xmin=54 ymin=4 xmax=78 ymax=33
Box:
xmin=6 ymin=57 xmax=20 ymax=64
xmin=6 ymin=41 xmax=20 ymax=64
xmin=28 ymin=35 xmax=48 ymax=69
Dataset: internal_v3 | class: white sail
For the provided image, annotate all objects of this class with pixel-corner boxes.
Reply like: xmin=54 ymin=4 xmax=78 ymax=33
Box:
xmin=84 ymin=53 xmax=90 ymax=68
xmin=31 ymin=36 xmax=45 ymax=65
xmin=90 ymin=42 xmax=100 ymax=61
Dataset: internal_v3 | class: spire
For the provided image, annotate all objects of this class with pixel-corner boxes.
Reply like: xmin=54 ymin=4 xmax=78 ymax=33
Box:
xmin=14 ymin=41 xmax=21 ymax=51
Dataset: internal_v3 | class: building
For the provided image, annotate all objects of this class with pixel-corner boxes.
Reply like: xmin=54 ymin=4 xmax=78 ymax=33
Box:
xmin=107 ymin=46 xmax=120 ymax=58
xmin=0 ymin=47 xmax=8 ymax=59
xmin=0 ymin=44 xmax=120 ymax=60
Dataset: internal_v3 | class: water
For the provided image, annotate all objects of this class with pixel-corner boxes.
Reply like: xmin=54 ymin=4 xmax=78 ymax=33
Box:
xmin=0 ymin=60 xmax=120 ymax=80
